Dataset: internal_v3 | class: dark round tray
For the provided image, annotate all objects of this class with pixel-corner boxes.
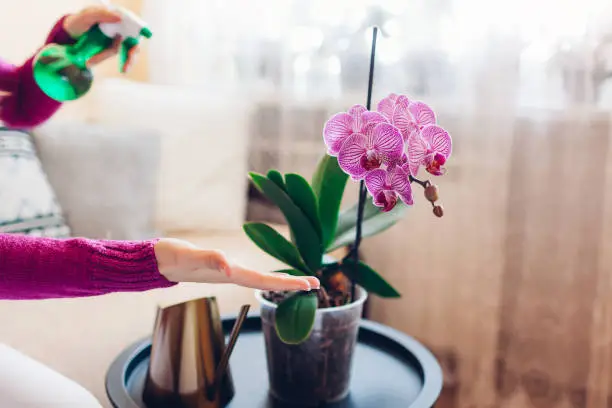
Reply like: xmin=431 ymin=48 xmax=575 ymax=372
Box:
xmin=106 ymin=314 xmax=442 ymax=408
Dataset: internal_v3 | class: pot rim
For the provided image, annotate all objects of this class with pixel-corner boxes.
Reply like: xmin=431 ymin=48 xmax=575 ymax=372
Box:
xmin=254 ymin=286 xmax=368 ymax=314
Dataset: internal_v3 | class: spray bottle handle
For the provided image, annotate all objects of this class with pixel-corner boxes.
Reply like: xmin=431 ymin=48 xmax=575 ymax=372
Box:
xmin=118 ymin=28 xmax=151 ymax=73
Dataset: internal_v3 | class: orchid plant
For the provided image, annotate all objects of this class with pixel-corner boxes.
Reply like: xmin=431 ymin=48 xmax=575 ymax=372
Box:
xmin=243 ymin=93 xmax=452 ymax=344
xmin=243 ymin=25 xmax=452 ymax=345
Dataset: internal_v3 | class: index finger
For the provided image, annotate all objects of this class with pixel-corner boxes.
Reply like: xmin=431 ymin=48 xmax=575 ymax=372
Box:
xmin=229 ymin=265 xmax=320 ymax=291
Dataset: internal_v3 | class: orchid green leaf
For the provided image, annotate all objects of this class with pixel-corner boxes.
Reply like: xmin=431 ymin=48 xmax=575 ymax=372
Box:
xmin=311 ymin=155 xmax=348 ymax=250
xmin=328 ymin=200 xmax=408 ymax=252
xmin=285 ymin=173 xmax=322 ymax=239
xmin=273 ymin=268 xmax=307 ymax=276
xmin=342 ymin=260 xmax=400 ymax=298
xmin=243 ymin=222 xmax=311 ymax=274
xmin=335 ymin=197 xmax=384 ymax=239
xmin=267 ymin=170 xmax=286 ymax=191
xmin=249 ymin=172 xmax=322 ymax=272
xmin=275 ymin=292 xmax=318 ymax=344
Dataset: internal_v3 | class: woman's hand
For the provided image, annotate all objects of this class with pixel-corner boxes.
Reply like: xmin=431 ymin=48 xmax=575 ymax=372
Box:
xmin=63 ymin=6 xmax=139 ymax=71
xmin=154 ymin=238 xmax=320 ymax=291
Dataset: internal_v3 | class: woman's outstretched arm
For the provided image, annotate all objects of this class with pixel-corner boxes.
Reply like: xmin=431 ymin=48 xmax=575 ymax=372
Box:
xmin=0 ymin=234 xmax=175 ymax=300
xmin=0 ymin=234 xmax=320 ymax=300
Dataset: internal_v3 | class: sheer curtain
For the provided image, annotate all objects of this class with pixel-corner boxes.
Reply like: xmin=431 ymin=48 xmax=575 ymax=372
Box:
xmin=142 ymin=0 xmax=612 ymax=100
xmin=142 ymin=0 xmax=612 ymax=173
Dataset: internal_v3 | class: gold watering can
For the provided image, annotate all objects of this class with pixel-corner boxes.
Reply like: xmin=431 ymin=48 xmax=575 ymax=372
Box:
xmin=143 ymin=297 xmax=250 ymax=408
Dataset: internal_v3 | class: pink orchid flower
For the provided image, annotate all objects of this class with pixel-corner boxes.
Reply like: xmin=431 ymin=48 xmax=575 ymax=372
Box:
xmin=364 ymin=166 xmax=413 ymax=212
xmin=392 ymin=98 xmax=437 ymax=141
xmin=377 ymin=93 xmax=411 ymax=121
xmin=406 ymin=125 xmax=452 ymax=176
xmin=337 ymin=122 xmax=404 ymax=180
xmin=323 ymin=105 xmax=387 ymax=156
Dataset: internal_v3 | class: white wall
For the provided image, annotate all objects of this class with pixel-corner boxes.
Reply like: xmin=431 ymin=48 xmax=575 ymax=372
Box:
xmin=0 ymin=0 xmax=91 ymax=63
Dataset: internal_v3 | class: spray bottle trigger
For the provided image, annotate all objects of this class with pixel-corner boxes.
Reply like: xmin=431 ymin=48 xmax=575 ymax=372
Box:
xmin=119 ymin=37 xmax=139 ymax=73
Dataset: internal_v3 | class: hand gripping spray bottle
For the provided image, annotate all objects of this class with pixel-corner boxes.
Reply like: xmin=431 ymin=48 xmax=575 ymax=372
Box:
xmin=33 ymin=1 xmax=152 ymax=102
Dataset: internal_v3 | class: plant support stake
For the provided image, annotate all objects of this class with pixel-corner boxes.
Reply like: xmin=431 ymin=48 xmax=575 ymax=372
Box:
xmin=352 ymin=25 xmax=379 ymax=302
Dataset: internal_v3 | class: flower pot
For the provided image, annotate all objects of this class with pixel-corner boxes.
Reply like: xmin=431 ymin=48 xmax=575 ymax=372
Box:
xmin=255 ymin=287 xmax=368 ymax=406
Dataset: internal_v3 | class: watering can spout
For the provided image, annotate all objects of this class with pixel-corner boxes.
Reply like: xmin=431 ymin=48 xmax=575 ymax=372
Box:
xmin=205 ymin=305 xmax=250 ymax=401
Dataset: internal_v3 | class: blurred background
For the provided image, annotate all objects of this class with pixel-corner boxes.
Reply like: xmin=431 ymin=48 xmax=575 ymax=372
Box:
xmin=3 ymin=0 xmax=612 ymax=407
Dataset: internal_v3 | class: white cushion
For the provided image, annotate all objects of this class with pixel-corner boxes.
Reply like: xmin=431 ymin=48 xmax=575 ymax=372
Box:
xmin=0 ymin=129 xmax=70 ymax=237
xmin=85 ymin=78 xmax=251 ymax=233
xmin=33 ymin=122 xmax=161 ymax=240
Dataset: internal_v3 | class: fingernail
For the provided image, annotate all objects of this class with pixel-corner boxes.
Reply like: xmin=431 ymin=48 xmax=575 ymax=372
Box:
xmin=306 ymin=277 xmax=320 ymax=289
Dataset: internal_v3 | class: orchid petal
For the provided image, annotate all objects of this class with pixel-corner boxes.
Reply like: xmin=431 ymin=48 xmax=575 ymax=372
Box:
xmin=337 ymin=133 xmax=368 ymax=179
xmin=371 ymin=196 xmax=384 ymax=208
xmin=405 ymin=122 xmax=420 ymax=141
xmin=323 ymin=112 xmax=353 ymax=156
xmin=349 ymin=105 xmax=367 ymax=133
xmin=409 ymin=101 xmax=436 ymax=127
xmin=364 ymin=169 xmax=387 ymax=198
xmin=351 ymin=115 xmax=364 ymax=135
xmin=388 ymin=166 xmax=413 ymax=205
xmin=421 ymin=125 xmax=452 ymax=158
xmin=378 ymin=191 xmax=398 ymax=212
xmin=362 ymin=111 xmax=387 ymax=124
xmin=406 ymin=134 xmax=428 ymax=177
xmin=364 ymin=166 xmax=415 ymax=210
xmin=400 ymin=162 xmax=412 ymax=177
xmin=361 ymin=111 xmax=388 ymax=135
xmin=376 ymin=93 xmax=398 ymax=120
xmin=391 ymin=99 xmax=417 ymax=141
xmin=396 ymin=95 xmax=411 ymax=108
xmin=349 ymin=104 xmax=367 ymax=117
xmin=370 ymin=123 xmax=404 ymax=164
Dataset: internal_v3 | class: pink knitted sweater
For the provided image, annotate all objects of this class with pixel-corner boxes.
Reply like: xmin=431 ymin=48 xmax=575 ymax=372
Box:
xmin=0 ymin=16 xmax=176 ymax=300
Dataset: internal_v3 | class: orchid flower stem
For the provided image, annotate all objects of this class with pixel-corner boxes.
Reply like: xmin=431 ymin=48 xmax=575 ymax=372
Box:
xmin=409 ymin=175 xmax=430 ymax=189
xmin=365 ymin=27 xmax=378 ymax=111
xmin=351 ymin=25 xmax=379 ymax=303
xmin=353 ymin=182 xmax=368 ymax=255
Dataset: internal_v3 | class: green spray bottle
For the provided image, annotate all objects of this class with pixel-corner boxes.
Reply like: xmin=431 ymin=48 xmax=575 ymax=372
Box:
xmin=33 ymin=2 xmax=152 ymax=102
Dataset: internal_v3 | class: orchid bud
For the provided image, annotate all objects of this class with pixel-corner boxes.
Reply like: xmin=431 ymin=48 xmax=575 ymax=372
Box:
xmin=424 ymin=184 xmax=439 ymax=202
xmin=433 ymin=205 xmax=444 ymax=218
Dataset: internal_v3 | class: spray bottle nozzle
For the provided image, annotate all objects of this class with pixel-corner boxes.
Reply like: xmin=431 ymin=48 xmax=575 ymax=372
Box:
xmin=140 ymin=27 xmax=153 ymax=39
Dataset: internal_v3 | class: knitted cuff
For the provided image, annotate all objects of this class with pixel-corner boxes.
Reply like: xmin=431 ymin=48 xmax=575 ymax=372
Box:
xmin=45 ymin=15 xmax=78 ymax=46
xmin=87 ymin=238 xmax=178 ymax=293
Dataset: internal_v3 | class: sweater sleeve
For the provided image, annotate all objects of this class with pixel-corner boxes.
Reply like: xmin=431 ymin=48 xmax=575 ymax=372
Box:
xmin=0 ymin=234 xmax=177 ymax=300
xmin=0 ymin=15 xmax=77 ymax=129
